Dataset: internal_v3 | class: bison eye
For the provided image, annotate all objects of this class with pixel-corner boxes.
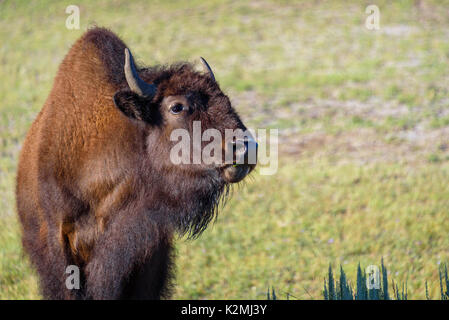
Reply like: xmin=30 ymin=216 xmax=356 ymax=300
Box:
xmin=169 ymin=103 xmax=185 ymax=115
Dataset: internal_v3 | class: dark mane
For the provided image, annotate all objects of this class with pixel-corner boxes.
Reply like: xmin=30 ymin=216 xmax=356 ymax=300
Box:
xmin=143 ymin=64 xmax=220 ymax=94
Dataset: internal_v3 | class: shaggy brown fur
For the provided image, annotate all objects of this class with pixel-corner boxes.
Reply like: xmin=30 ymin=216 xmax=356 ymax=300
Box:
xmin=16 ymin=27 xmax=254 ymax=299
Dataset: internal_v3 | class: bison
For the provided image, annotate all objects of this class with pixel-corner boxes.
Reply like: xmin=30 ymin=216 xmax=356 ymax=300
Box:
xmin=16 ymin=27 xmax=257 ymax=299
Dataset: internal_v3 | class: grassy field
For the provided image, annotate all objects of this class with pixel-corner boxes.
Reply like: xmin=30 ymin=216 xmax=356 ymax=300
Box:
xmin=1 ymin=0 xmax=449 ymax=299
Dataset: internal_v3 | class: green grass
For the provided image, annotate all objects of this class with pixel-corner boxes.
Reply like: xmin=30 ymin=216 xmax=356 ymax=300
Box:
xmin=2 ymin=0 xmax=449 ymax=299
xmin=174 ymin=160 xmax=449 ymax=299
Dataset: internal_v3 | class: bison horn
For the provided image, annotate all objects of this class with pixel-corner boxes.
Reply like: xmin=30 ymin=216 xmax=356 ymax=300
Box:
xmin=124 ymin=48 xmax=157 ymax=98
xmin=200 ymin=57 xmax=215 ymax=81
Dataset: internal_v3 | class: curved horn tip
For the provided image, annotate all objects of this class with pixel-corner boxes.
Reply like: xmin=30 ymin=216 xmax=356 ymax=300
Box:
xmin=123 ymin=48 xmax=156 ymax=98
xmin=200 ymin=57 xmax=215 ymax=81
xmin=124 ymin=48 xmax=133 ymax=69
xmin=124 ymin=48 xmax=132 ymax=65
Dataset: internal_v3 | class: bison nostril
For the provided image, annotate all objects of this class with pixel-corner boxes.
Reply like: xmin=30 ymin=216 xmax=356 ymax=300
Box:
xmin=227 ymin=140 xmax=245 ymax=164
xmin=226 ymin=139 xmax=257 ymax=165
xmin=234 ymin=140 xmax=247 ymax=155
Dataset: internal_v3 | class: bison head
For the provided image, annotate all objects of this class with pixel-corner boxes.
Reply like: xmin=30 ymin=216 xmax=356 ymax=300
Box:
xmin=112 ymin=48 xmax=257 ymax=236
xmin=113 ymin=48 xmax=257 ymax=184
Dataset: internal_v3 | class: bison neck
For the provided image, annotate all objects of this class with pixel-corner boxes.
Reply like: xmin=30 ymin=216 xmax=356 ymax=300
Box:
xmin=140 ymin=164 xmax=227 ymax=239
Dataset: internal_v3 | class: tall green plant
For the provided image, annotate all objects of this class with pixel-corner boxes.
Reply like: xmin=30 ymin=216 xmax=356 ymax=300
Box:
xmin=268 ymin=261 xmax=448 ymax=300
xmin=322 ymin=261 xmax=448 ymax=300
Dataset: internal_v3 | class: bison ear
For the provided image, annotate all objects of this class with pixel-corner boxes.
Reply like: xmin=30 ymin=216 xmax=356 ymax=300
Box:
xmin=113 ymin=90 xmax=151 ymax=122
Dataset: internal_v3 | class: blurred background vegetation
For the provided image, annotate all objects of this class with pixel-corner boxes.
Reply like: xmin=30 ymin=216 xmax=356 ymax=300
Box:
xmin=1 ymin=0 xmax=449 ymax=299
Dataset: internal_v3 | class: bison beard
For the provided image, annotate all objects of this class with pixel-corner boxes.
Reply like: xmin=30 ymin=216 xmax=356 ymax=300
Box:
xmin=16 ymin=27 xmax=255 ymax=300
xmin=177 ymin=180 xmax=230 ymax=239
